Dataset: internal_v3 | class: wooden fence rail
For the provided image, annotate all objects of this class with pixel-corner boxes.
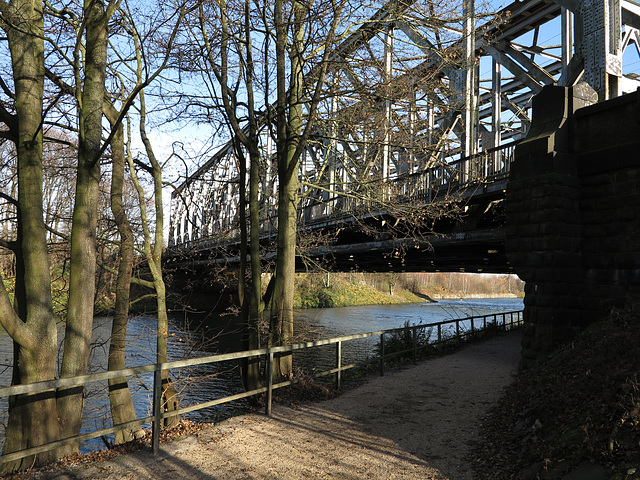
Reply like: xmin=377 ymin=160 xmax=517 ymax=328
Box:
xmin=0 ymin=309 xmax=523 ymax=464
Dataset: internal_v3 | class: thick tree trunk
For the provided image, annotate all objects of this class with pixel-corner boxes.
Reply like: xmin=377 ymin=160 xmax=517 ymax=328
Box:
xmin=0 ymin=0 xmax=61 ymax=471
xmin=269 ymin=0 xmax=305 ymax=379
xmin=201 ymin=3 xmax=264 ymax=390
xmin=237 ymin=145 xmax=263 ymax=392
xmin=269 ymin=173 xmax=298 ymax=378
xmin=155 ymin=281 xmax=179 ymax=426
xmin=58 ymin=0 xmax=108 ymax=449
xmin=246 ymin=146 xmax=263 ymax=388
xmin=4 ymin=341 xmax=60 ymax=471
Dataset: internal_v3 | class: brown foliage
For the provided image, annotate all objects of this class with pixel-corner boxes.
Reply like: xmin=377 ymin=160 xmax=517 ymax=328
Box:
xmin=473 ymin=302 xmax=640 ymax=479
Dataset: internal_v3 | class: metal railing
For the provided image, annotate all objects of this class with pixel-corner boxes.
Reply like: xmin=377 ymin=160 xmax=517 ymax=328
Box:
xmin=170 ymin=142 xmax=517 ymax=250
xmin=0 ymin=309 xmax=523 ymax=465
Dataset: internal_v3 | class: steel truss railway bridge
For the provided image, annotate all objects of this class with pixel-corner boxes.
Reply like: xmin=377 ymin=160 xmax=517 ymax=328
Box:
xmin=168 ymin=0 xmax=640 ymax=273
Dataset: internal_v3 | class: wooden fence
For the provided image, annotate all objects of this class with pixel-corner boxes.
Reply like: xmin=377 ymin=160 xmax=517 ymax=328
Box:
xmin=0 ymin=309 xmax=523 ymax=464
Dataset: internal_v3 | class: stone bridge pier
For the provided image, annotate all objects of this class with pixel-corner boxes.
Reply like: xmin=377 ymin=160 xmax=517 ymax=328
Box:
xmin=507 ymin=85 xmax=640 ymax=368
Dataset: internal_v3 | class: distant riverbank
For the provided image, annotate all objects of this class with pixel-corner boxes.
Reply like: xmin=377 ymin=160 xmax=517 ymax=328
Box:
xmin=293 ymin=272 xmax=523 ymax=309
xmin=430 ymin=292 xmax=522 ymax=300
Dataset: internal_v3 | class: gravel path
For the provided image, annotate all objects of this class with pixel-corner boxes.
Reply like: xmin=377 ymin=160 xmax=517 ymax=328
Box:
xmin=44 ymin=331 xmax=522 ymax=480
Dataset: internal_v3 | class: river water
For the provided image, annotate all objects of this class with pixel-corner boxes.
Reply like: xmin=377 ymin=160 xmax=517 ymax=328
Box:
xmin=0 ymin=297 xmax=522 ymax=452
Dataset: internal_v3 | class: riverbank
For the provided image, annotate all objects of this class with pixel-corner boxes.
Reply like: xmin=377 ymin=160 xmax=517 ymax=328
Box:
xmin=10 ymin=330 xmax=523 ymax=480
xmin=293 ymin=272 xmax=523 ymax=309
xmin=430 ymin=292 xmax=522 ymax=300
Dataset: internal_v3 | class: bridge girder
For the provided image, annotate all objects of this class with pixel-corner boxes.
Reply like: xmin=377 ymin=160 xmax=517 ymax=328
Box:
xmin=169 ymin=0 xmax=639 ymax=271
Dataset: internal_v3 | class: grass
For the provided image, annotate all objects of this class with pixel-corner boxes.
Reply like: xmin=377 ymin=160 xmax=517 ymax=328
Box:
xmin=294 ymin=276 xmax=422 ymax=308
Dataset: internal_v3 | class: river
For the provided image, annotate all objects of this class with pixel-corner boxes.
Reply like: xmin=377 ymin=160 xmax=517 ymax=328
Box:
xmin=0 ymin=297 xmax=523 ymax=452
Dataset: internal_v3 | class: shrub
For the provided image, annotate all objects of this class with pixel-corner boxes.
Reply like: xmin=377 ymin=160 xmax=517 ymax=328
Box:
xmin=374 ymin=321 xmax=431 ymax=358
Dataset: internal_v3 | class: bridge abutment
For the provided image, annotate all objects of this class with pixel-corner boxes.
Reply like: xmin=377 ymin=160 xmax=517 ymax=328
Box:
xmin=507 ymin=85 xmax=640 ymax=367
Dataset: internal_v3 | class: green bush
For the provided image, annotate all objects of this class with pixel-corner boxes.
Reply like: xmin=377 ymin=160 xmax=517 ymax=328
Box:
xmin=374 ymin=321 xmax=432 ymax=358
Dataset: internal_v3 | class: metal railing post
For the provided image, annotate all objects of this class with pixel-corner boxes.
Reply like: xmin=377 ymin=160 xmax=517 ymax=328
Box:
xmin=412 ymin=327 xmax=417 ymax=364
xmin=152 ymin=365 xmax=162 ymax=455
xmin=380 ymin=333 xmax=385 ymax=377
xmin=336 ymin=341 xmax=342 ymax=390
xmin=266 ymin=351 xmax=274 ymax=416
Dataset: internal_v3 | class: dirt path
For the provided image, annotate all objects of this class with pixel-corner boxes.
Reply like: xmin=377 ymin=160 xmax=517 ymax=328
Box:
xmin=40 ymin=331 xmax=522 ymax=480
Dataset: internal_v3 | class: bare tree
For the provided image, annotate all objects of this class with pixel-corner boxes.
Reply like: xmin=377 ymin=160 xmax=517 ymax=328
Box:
xmin=0 ymin=0 xmax=185 ymax=468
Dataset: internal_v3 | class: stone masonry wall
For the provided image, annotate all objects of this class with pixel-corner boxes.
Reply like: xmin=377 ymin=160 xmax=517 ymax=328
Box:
xmin=507 ymin=86 xmax=640 ymax=368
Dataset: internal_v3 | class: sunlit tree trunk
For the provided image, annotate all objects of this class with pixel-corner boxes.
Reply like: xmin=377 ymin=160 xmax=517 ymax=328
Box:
xmin=104 ymin=104 xmax=144 ymax=443
xmin=269 ymin=0 xmax=306 ymax=378
xmin=199 ymin=0 xmax=264 ymax=389
xmin=132 ymin=89 xmax=178 ymax=426
xmin=0 ymin=0 xmax=60 ymax=471
xmin=57 ymin=0 xmax=110 ymax=450
xmin=195 ymin=0 xmax=343 ymax=382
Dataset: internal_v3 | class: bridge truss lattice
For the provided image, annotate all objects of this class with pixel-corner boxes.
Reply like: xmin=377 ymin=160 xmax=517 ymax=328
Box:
xmin=170 ymin=0 xmax=640 ymax=251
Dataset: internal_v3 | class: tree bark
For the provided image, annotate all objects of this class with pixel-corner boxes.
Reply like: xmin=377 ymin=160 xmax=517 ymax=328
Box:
xmin=200 ymin=0 xmax=264 ymax=390
xmin=0 ymin=0 xmax=61 ymax=471
xmin=105 ymin=104 xmax=144 ymax=444
xmin=137 ymin=90 xmax=178 ymax=426
xmin=58 ymin=0 xmax=108 ymax=449
xmin=269 ymin=0 xmax=306 ymax=378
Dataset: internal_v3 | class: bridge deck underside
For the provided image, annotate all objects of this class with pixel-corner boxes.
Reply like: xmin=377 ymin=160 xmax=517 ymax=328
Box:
xmin=167 ymin=183 xmax=510 ymax=273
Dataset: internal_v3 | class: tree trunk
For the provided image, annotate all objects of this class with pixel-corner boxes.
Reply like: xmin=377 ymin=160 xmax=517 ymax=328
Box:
xmin=237 ymin=144 xmax=263 ymax=392
xmin=203 ymin=1 xmax=264 ymax=390
xmin=137 ymin=91 xmax=179 ymax=426
xmin=246 ymin=146 xmax=264 ymax=388
xmin=156 ymin=279 xmax=179 ymax=426
xmin=106 ymin=108 xmax=144 ymax=444
xmin=58 ymin=0 xmax=108 ymax=449
xmin=269 ymin=173 xmax=298 ymax=378
xmin=269 ymin=0 xmax=305 ymax=379
xmin=0 ymin=0 xmax=61 ymax=470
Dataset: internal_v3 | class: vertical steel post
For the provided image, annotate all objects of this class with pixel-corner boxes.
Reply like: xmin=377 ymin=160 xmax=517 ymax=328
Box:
xmin=380 ymin=333 xmax=385 ymax=377
xmin=560 ymin=7 xmax=573 ymax=84
xmin=336 ymin=341 xmax=342 ymax=390
xmin=331 ymin=94 xmax=338 ymax=210
xmin=152 ymin=365 xmax=162 ymax=455
xmin=463 ymin=0 xmax=476 ymax=164
xmin=409 ymin=82 xmax=417 ymax=173
xmin=492 ymin=59 xmax=501 ymax=172
xmin=266 ymin=351 xmax=274 ymax=416
xmin=382 ymin=24 xmax=394 ymax=185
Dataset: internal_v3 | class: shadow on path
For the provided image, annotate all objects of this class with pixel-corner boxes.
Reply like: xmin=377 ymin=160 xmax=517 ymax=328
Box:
xmin=34 ymin=331 xmax=522 ymax=480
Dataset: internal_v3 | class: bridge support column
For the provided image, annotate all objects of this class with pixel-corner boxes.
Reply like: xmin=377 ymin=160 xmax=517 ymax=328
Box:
xmin=507 ymin=85 xmax=591 ymax=368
